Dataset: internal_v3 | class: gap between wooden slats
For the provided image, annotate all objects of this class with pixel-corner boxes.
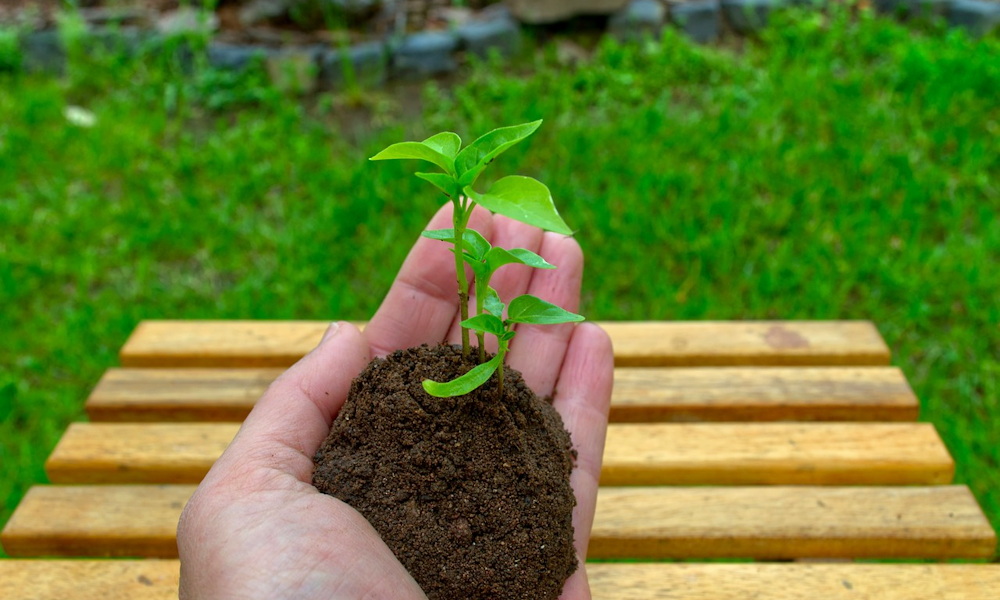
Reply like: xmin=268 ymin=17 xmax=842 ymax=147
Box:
xmin=86 ymin=366 xmax=918 ymax=423
xmin=44 ymin=423 xmax=954 ymax=486
xmin=118 ymin=320 xmax=891 ymax=368
xmin=2 ymin=485 xmax=994 ymax=560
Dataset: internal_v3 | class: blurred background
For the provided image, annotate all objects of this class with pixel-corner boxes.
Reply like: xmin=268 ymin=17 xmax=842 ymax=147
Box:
xmin=1 ymin=0 xmax=998 ymax=555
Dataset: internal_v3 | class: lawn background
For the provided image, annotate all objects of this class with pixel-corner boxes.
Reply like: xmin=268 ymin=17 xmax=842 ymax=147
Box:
xmin=1 ymin=7 xmax=998 ymax=557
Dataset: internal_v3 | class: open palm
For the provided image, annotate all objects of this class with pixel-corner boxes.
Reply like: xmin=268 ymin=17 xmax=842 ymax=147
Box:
xmin=177 ymin=203 xmax=613 ymax=599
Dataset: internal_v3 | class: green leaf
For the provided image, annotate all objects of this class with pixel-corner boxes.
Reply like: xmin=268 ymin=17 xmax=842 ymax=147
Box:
xmin=422 ymin=131 xmax=462 ymax=158
xmin=416 ymin=172 xmax=459 ymax=197
xmin=507 ymin=248 xmax=555 ymax=269
xmin=485 ymin=247 xmax=555 ymax=274
xmin=370 ymin=141 xmax=455 ymax=175
xmin=484 ymin=288 xmax=505 ymax=318
xmin=421 ymin=228 xmax=454 ymax=241
xmin=422 ymin=354 xmax=503 ymax=398
xmin=420 ymin=228 xmax=491 ymax=261
xmin=465 ymin=176 xmax=572 ymax=235
xmin=461 ymin=313 xmax=506 ymax=337
xmin=455 ymin=120 xmax=542 ymax=185
xmin=506 ymin=294 xmax=584 ymax=325
xmin=461 ymin=228 xmax=492 ymax=261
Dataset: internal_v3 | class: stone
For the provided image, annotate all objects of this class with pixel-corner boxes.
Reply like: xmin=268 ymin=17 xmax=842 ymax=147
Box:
xmin=208 ymin=42 xmax=274 ymax=71
xmin=721 ymin=0 xmax=782 ymax=34
xmin=947 ymin=0 xmax=1000 ymax=36
xmin=670 ymin=0 xmax=721 ymax=43
xmin=156 ymin=8 xmax=219 ymax=36
xmin=872 ymin=0 xmax=950 ymax=18
xmin=318 ymin=40 xmax=388 ymax=88
xmin=457 ymin=7 xmax=521 ymax=57
xmin=393 ymin=30 xmax=458 ymax=78
xmin=22 ymin=30 xmax=64 ymax=73
xmin=508 ymin=0 xmax=631 ymax=24
xmin=609 ymin=0 xmax=668 ymax=41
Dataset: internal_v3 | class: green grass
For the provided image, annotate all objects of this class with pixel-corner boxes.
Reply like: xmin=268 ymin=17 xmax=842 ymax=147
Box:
xmin=1 ymin=7 xmax=998 ymax=558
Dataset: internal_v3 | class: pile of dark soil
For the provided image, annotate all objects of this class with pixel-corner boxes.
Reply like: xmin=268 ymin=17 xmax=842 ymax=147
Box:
xmin=313 ymin=344 xmax=577 ymax=600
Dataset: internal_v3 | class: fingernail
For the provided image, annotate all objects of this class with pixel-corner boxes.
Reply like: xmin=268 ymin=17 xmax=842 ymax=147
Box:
xmin=320 ymin=321 xmax=341 ymax=344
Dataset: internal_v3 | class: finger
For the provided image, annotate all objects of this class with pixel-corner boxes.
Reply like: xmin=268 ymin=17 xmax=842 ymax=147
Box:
xmin=506 ymin=233 xmax=584 ymax=396
xmin=365 ymin=203 xmax=492 ymax=357
xmin=559 ymin=563 xmax=592 ymax=600
xmin=218 ymin=321 xmax=370 ymax=482
xmin=551 ymin=323 xmax=614 ymax=561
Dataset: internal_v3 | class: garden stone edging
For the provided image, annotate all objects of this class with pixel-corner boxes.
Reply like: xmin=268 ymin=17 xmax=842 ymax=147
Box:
xmin=609 ymin=0 xmax=669 ymax=41
xmin=10 ymin=0 xmax=998 ymax=83
xmin=392 ymin=30 xmax=459 ymax=78
xmin=873 ymin=0 xmax=951 ymax=18
xmin=720 ymin=0 xmax=783 ymax=34
xmin=947 ymin=0 xmax=1000 ymax=36
xmin=670 ymin=0 xmax=723 ymax=43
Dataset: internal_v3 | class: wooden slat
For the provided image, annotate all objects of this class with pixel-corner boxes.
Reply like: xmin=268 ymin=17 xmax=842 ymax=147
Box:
xmin=3 ymin=485 xmax=994 ymax=559
xmin=587 ymin=563 xmax=1000 ymax=600
xmin=612 ymin=366 xmax=917 ymax=422
xmin=86 ymin=368 xmax=285 ymax=422
xmin=0 ymin=485 xmax=189 ymax=558
xmin=600 ymin=423 xmax=953 ymax=485
xmin=591 ymin=486 xmax=996 ymax=559
xmin=86 ymin=366 xmax=919 ymax=423
xmin=4 ymin=561 xmax=1000 ymax=600
xmin=0 ymin=560 xmax=179 ymax=600
xmin=46 ymin=423 xmax=239 ymax=484
xmin=118 ymin=320 xmax=891 ymax=368
xmin=45 ymin=423 xmax=954 ymax=486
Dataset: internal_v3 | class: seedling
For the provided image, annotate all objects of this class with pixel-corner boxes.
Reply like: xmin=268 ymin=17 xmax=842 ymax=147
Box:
xmin=370 ymin=120 xmax=572 ymax=356
xmin=370 ymin=121 xmax=582 ymax=398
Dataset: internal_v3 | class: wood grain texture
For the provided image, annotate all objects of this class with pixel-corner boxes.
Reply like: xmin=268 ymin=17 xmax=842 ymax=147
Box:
xmin=587 ymin=563 xmax=1000 ymax=600
xmin=45 ymin=423 xmax=954 ymax=486
xmin=86 ymin=366 xmax=919 ymax=423
xmin=4 ymin=485 xmax=993 ymax=559
xmin=602 ymin=321 xmax=891 ymax=366
xmin=600 ymin=422 xmax=954 ymax=485
xmin=45 ymin=423 xmax=240 ymax=484
xmin=591 ymin=486 xmax=996 ymax=559
xmin=86 ymin=368 xmax=285 ymax=422
xmin=611 ymin=366 xmax=918 ymax=422
xmin=0 ymin=485 xmax=190 ymax=558
xmin=0 ymin=560 xmax=179 ymax=600
xmin=118 ymin=320 xmax=891 ymax=368
xmin=4 ymin=561 xmax=1000 ymax=600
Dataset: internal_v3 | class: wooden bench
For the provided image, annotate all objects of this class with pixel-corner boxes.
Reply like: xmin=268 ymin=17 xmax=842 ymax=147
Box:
xmin=2 ymin=320 xmax=997 ymax=598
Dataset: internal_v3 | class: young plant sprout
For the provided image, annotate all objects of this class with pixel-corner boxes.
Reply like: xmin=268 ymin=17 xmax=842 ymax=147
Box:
xmin=370 ymin=121 xmax=582 ymax=398
xmin=370 ymin=120 xmax=572 ymax=357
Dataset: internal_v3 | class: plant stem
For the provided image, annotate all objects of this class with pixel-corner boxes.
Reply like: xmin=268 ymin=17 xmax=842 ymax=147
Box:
xmin=475 ymin=282 xmax=486 ymax=362
xmin=453 ymin=197 xmax=472 ymax=358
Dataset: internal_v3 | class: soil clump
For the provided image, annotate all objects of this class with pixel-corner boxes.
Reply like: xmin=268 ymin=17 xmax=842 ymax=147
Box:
xmin=313 ymin=343 xmax=577 ymax=600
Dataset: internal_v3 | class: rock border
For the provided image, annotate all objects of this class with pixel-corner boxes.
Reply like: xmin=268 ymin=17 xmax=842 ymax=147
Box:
xmin=6 ymin=0 xmax=999 ymax=87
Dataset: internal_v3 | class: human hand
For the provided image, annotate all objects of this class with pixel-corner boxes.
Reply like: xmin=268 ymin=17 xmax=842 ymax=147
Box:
xmin=177 ymin=203 xmax=614 ymax=599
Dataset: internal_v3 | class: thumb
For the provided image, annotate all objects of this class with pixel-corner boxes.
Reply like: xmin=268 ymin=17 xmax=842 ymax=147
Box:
xmin=221 ymin=321 xmax=371 ymax=481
